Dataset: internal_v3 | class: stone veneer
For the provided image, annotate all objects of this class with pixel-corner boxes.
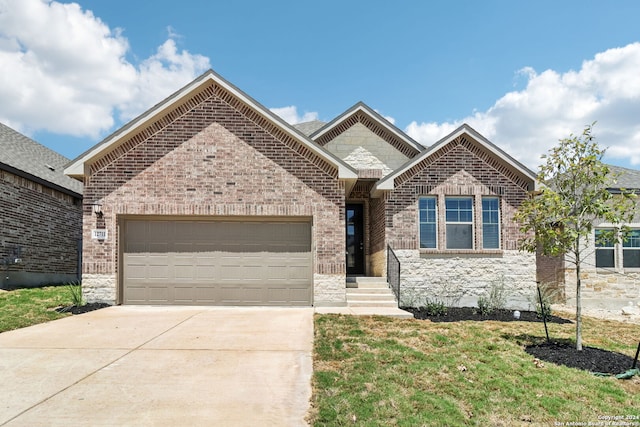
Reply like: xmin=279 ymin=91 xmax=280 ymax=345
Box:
xmin=396 ymin=249 xmax=537 ymax=310
xmin=563 ymin=268 xmax=640 ymax=310
xmin=323 ymin=123 xmax=409 ymax=176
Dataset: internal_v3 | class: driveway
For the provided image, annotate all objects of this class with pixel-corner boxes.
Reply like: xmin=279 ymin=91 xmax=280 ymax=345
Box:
xmin=0 ymin=306 xmax=313 ymax=426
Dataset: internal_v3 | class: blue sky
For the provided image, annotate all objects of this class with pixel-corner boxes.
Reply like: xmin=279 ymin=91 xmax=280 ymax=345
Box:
xmin=1 ymin=0 xmax=640 ymax=170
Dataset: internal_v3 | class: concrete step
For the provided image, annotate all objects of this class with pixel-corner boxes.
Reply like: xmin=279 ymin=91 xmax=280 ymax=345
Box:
xmin=347 ymin=300 xmax=399 ymax=308
xmin=347 ymin=287 xmax=391 ymax=294
xmin=346 ymin=292 xmax=396 ymax=301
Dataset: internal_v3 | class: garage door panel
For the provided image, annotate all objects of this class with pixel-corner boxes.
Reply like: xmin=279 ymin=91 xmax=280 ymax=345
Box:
xmin=123 ymin=219 xmax=312 ymax=306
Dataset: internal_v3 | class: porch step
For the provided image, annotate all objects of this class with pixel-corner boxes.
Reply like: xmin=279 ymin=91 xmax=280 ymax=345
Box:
xmin=346 ymin=277 xmax=398 ymax=308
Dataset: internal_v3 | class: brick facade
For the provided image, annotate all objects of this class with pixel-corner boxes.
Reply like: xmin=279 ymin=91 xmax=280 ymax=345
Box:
xmin=382 ymin=135 xmax=537 ymax=310
xmin=81 ymin=82 xmax=346 ymax=304
xmin=1 ymin=169 xmax=82 ymax=287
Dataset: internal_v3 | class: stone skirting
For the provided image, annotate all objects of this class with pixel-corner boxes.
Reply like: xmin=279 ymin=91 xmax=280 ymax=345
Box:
xmin=562 ymin=268 xmax=640 ymax=310
xmin=313 ymin=274 xmax=347 ymax=306
xmin=82 ymin=273 xmax=117 ymax=304
xmin=395 ymin=249 xmax=537 ymax=310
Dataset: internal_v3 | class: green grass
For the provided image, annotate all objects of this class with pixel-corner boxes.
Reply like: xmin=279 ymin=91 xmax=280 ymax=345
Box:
xmin=0 ymin=285 xmax=77 ymax=332
xmin=310 ymin=314 xmax=640 ymax=426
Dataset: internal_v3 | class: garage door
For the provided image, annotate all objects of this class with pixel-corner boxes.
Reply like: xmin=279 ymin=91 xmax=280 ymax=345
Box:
xmin=122 ymin=218 xmax=312 ymax=306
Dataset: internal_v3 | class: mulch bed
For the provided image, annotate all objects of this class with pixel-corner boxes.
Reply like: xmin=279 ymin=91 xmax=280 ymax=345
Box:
xmin=404 ymin=306 xmax=572 ymax=324
xmin=55 ymin=302 xmax=111 ymax=315
xmin=405 ymin=306 xmax=639 ymax=376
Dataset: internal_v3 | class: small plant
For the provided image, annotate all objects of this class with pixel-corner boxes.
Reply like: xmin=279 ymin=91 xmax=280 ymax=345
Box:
xmin=66 ymin=281 xmax=84 ymax=307
xmin=476 ymin=276 xmax=508 ymax=315
xmin=477 ymin=295 xmax=492 ymax=315
xmin=422 ymin=298 xmax=448 ymax=316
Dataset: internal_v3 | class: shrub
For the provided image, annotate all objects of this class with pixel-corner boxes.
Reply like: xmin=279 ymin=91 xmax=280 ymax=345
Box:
xmin=421 ymin=299 xmax=448 ymax=316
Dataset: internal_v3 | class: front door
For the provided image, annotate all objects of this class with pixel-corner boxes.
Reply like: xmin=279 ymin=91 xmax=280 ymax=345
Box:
xmin=346 ymin=203 xmax=365 ymax=275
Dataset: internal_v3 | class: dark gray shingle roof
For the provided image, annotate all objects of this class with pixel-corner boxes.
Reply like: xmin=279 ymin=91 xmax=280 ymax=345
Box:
xmin=0 ymin=122 xmax=82 ymax=196
xmin=293 ymin=120 xmax=326 ymax=136
xmin=608 ymin=165 xmax=640 ymax=190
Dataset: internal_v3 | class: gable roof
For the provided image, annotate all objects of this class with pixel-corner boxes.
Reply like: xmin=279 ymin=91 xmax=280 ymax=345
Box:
xmin=0 ymin=122 xmax=83 ymax=197
xmin=65 ymin=70 xmax=357 ymax=181
xmin=310 ymin=102 xmax=424 ymax=157
xmin=373 ymin=123 xmax=537 ymax=193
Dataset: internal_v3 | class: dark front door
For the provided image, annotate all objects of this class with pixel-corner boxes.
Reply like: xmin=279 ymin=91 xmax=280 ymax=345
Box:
xmin=346 ymin=203 xmax=365 ymax=275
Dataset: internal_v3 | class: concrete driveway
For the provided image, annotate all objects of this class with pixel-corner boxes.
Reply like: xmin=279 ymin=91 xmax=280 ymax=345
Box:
xmin=0 ymin=306 xmax=313 ymax=426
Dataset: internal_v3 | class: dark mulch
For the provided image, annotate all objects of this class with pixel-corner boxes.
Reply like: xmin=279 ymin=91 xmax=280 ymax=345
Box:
xmin=55 ymin=302 xmax=111 ymax=315
xmin=404 ymin=306 xmax=572 ymax=324
xmin=406 ymin=306 xmax=639 ymax=376
xmin=526 ymin=342 xmax=637 ymax=375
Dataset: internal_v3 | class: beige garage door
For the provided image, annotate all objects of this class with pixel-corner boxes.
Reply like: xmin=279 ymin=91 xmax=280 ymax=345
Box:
xmin=122 ymin=218 xmax=312 ymax=306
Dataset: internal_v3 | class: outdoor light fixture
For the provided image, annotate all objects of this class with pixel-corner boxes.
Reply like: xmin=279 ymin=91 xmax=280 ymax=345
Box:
xmin=92 ymin=202 xmax=103 ymax=217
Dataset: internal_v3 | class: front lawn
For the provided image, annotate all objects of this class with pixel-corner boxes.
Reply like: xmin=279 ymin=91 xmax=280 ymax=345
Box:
xmin=310 ymin=313 xmax=639 ymax=426
xmin=0 ymin=285 xmax=75 ymax=332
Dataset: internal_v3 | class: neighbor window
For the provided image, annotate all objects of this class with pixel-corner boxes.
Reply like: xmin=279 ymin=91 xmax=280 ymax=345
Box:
xmin=595 ymin=228 xmax=615 ymax=268
xmin=419 ymin=197 xmax=437 ymax=248
xmin=445 ymin=197 xmax=473 ymax=249
xmin=623 ymin=229 xmax=640 ymax=268
xmin=482 ymin=197 xmax=500 ymax=249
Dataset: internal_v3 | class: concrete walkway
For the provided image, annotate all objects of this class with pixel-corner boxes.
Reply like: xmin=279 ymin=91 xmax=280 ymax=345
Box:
xmin=0 ymin=306 xmax=313 ymax=427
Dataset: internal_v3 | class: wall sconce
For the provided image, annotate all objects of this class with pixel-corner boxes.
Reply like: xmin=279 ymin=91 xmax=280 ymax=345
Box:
xmin=92 ymin=202 xmax=103 ymax=218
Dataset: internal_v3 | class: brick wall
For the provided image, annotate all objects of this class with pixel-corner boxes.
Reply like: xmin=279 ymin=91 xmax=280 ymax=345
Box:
xmin=381 ymin=135 xmax=537 ymax=309
xmin=387 ymin=137 xmax=530 ymax=250
xmin=82 ymin=84 xmax=346 ymax=303
xmin=0 ymin=169 xmax=82 ymax=286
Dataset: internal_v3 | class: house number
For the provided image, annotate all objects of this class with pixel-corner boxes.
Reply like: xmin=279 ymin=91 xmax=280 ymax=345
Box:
xmin=91 ymin=229 xmax=108 ymax=240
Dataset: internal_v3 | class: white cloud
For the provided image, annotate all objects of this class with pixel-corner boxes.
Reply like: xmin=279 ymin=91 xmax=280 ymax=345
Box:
xmin=0 ymin=0 xmax=210 ymax=138
xmin=270 ymin=106 xmax=319 ymax=124
xmin=405 ymin=42 xmax=640 ymax=169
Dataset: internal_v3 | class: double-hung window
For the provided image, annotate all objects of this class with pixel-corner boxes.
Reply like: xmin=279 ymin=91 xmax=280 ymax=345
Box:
xmin=623 ymin=229 xmax=640 ymax=268
xmin=445 ymin=197 xmax=473 ymax=249
xmin=419 ymin=197 xmax=437 ymax=249
xmin=482 ymin=197 xmax=500 ymax=249
xmin=595 ymin=228 xmax=615 ymax=268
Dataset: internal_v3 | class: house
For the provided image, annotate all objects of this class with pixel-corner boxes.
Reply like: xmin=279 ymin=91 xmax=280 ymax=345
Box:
xmin=0 ymin=123 xmax=83 ymax=288
xmin=537 ymin=165 xmax=640 ymax=310
xmin=65 ymin=69 xmax=537 ymax=308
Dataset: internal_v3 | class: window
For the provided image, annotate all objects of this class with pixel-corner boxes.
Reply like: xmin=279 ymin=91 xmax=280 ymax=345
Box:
xmin=595 ymin=228 xmax=615 ymax=268
xmin=445 ymin=197 xmax=473 ymax=249
xmin=419 ymin=197 xmax=437 ymax=248
xmin=623 ymin=229 xmax=640 ymax=268
xmin=482 ymin=197 xmax=500 ymax=249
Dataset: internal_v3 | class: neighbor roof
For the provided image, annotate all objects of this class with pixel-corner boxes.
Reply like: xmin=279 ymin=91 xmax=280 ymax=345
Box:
xmin=65 ymin=70 xmax=357 ymax=181
xmin=0 ymin=122 xmax=82 ymax=196
xmin=608 ymin=165 xmax=640 ymax=190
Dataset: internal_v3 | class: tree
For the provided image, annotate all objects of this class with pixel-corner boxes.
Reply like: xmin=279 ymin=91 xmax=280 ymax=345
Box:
xmin=515 ymin=124 xmax=637 ymax=351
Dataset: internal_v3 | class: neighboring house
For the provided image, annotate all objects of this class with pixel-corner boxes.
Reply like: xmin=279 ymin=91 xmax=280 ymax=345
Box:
xmin=0 ymin=123 xmax=83 ymax=288
xmin=65 ymin=69 xmax=537 ymax=308
xmin=537 ymin=165 xmax=640 ymax=310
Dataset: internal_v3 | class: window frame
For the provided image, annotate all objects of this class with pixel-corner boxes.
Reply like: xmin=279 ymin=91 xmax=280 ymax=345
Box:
xmin=594 ymin=228 xmax=616 ymax=269
xmin=622 ymin=228 xmax=640 ymax=268
xmin=418 ymin=196 xmax=438 ymax=249
xmin=482 ymin=196 xmax=501 ymax=249
xmin=444 ymin=196 xmax=474 ymax=250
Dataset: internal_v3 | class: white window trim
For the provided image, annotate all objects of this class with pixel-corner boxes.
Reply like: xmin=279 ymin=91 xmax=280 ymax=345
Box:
xmin=418 ymin=196 xmax=438 ymax=249
xmin=482 ymin=196 xmax=501 ymax=250
xmin=445 ymin=196 xmax=474 ymax=250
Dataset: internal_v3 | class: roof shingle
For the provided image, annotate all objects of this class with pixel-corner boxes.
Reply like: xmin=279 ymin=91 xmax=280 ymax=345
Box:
xmin=0 ymin=122 xmax=83 ymax=196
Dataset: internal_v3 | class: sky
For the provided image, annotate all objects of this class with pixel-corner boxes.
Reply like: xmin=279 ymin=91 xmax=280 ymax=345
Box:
xmin=1 ymin=0 xmax=640 ymax=171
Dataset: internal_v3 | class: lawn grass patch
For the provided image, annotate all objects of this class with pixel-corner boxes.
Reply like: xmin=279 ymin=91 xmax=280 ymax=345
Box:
xmin=310 ymin=314 xmax=640 ymax=426
xmin=0 ymin=285 xmax=75 ymax=332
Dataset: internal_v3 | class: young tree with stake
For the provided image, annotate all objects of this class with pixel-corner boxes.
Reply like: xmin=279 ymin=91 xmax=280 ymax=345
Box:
xmin=515 ymin=124 xmax=637 ymax=351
